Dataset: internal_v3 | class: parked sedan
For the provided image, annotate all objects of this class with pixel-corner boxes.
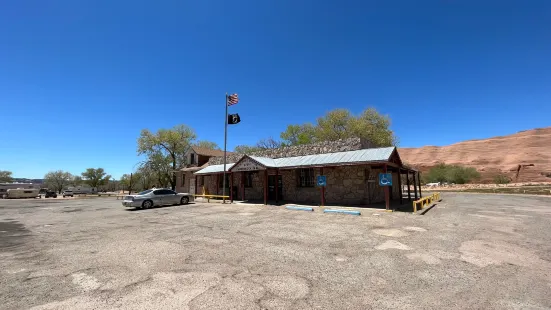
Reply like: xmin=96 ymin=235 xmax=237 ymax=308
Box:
xmin=122 ymin=189 xmax=192 ymax=209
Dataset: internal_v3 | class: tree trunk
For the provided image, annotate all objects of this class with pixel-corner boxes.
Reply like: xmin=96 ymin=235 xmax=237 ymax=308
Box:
xmin=171 ymin=155 xmax=177 ymax=190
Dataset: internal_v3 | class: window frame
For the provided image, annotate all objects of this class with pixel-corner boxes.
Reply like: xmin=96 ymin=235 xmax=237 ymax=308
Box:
xmin=297 ymin=168 xmax=315 ymax=188
xmin=244 ymin=172 xmax=253 ymax=188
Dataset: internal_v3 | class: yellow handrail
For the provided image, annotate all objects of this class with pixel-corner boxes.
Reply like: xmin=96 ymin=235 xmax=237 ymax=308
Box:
xmin=413 ymin=193 xmax=441 ymax=213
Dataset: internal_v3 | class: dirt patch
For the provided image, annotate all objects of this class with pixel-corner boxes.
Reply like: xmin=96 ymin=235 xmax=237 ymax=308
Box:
xmin=0 ymin=221 xmax=31 ymax=250
xmin=459 ymin=240 xmax=550 ymax=268
xmin=375 ymin=240 xmax=411 ymax=251
xmin=372 ymin=229 xmax=409 ymax=237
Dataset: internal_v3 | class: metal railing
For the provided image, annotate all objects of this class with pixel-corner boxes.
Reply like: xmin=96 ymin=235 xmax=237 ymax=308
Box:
xmin=413 ymin=192 xmax=441 ymax=213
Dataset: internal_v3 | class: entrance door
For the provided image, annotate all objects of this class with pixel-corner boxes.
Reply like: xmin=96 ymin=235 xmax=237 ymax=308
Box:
xmin=268 ymin=175 xmax=283 ymax=200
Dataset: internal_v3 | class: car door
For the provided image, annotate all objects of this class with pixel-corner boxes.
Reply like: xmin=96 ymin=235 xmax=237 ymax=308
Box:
xmin=152 ymin=190 xmax=165 ymax=206
xmin=164 ymin=190 xmax=179 ymax=204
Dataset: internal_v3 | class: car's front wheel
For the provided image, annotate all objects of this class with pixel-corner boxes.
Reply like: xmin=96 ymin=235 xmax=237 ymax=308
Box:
xmin=180 ymin=196 xmax=189 ymax=205
xmin=142 ymin=200 xmax=153 ymax=209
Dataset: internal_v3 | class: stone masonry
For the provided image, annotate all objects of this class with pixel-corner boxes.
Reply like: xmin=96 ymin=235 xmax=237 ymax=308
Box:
xmin=209 ymin=138 xmax=374 ymax=165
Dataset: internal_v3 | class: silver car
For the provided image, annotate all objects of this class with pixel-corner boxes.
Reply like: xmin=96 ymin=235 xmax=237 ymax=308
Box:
xmin=122 ymin=188 xmax=192 ymax=209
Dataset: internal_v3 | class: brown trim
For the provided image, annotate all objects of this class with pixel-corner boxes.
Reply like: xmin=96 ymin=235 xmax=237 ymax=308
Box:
xmin=241 ymin=171 xmax=245 ymax=200
xmin=275 ymin=169 xmax=279 ymax=204
xmin=228 ymin=155 xmax=269 ymax=172
xmin=406 ymin=171 xmax=411 ymax=201
xmin=263 ymin=170 xmax=268 ymax=205
xmin=230 ymin=173 xmax=234 ymax=202
xmin=384 ymin=164 xmax=390 ymax=210
xmin=398 ymin=169 xmax=403 ymax=205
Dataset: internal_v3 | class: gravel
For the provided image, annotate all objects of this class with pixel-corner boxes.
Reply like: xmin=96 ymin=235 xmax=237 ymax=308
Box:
xmin=0 ymin=193 xmax=550 ymax=309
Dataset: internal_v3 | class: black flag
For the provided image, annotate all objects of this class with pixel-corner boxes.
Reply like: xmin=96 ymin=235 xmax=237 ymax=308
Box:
xmin=228 ymin=113 xmax=241 ymax=125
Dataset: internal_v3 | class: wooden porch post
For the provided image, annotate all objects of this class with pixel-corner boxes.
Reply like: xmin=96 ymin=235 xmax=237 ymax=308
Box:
xmin=406 ymin=171 xmax=411 ymax=201
xmin=230 ymin=173 xmax=234 ymax=203
xmin=275 ymin=169 xmax=279 ymax=204
xmin=194 ymin=175 xmax=197 ymax=195
xmin=384 ymin=164 xmax=390 ymax=210
xmin=413 ymin=172 xmax=418 ymax=200
xmin=398 ymin=169 xmax=403 ymax=205
xmin=320 ymin=167 xmax=325 ymax=207
xmin=241 ymin=171 xmax=245 ymax=201
xmin=264 ymin=170 xmax=268 ymax=205
xmin=418 ymin=172 xmax=422 ymax=198
xmin=216 ymin=174 xmax=220 ymax=196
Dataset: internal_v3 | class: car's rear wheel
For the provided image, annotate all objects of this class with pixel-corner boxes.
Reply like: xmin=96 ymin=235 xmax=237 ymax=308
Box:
xmin=180 ymin=197 xmax=189 ymax=205
xmin=142 ymin=200 xmax=153 ymax=209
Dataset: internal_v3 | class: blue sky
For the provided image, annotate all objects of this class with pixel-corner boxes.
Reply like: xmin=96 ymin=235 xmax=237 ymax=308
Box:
xmin=1 ymin=0 xmax=550 ymax=179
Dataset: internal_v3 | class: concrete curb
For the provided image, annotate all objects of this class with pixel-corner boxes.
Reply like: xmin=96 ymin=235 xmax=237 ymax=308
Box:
xmin=323 ymin=209 xmax=361 ymax=216
xmin=285 ymin=206 xmax=314 ymax=212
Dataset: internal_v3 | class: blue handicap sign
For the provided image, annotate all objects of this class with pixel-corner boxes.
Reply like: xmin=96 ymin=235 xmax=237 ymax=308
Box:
xmin=317 ymin=175 xmax=327 ymax=187
xmin=379 ymin=173 xmax=392 ymax=186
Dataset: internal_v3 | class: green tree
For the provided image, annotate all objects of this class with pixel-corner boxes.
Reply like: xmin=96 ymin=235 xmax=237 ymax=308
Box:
xmin=138 ymin=124 xmax=196 ymax=190
xmin=279 ymin=107 xmax=396 ymax=147
xmin=0 ymin=170 xmax=13 ymax=183
xmin=315 ymin=109 xmax=353 ymax=141
xmin=424 ymin=164 xmax=481 ymax=184
xmin=195 ymin=140 xmax=220 ymax=150
xmin=280 ymin=124 xmax=316 ymax=146
xmin=81 ymin=168 xmax=111 ymax=189
xmin=494 ymin=174 xmax=511 ymax=184
xmin=44 ymin=170 xmax=73 ymax=194
xmin=350 ymin=108 xmax=396 ymax=146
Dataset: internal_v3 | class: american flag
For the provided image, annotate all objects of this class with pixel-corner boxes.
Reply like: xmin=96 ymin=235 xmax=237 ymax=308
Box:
xmin=227 ymin=93 xmax=239 ymax=106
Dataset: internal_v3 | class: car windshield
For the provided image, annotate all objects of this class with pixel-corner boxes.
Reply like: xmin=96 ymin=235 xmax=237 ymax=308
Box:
xmin=137 ymin=190 xmax=153 ymax=195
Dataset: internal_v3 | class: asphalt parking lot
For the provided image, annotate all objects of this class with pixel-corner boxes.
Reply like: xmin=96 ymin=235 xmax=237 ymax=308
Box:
xmin=1 ymin=193 xmax=551 ymax=310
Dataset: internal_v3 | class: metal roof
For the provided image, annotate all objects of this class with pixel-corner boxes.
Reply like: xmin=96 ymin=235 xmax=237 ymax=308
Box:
xmin=249 ymin=156 xmax=277 ymax=167
xmin=194 ymin=163 xmax=234 ymax=174
xmin=195 ymin=147 xmax=397 ymax=174
xmin=272 ymin=147 xmax=396 ymax=168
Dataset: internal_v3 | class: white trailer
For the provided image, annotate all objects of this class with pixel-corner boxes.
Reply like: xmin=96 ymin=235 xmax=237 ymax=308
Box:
xmin=5 ymin=188 xmax=40 ymax=199
xmin=0 ymin=183 xmax=41 ymax=198
xmin=67 ymin=186 xmax=97 ymax=194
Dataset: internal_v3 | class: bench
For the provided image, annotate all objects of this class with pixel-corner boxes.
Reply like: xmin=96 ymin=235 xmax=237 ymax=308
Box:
xmin=193 ymin=194 xmax=230 ymax=203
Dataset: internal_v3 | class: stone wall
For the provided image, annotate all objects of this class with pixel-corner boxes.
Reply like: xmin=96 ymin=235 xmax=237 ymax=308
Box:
xmin=278 ymin=165 xmax=393 ymax=206
xmin=209 ymin=138 xmax=373 ymax=165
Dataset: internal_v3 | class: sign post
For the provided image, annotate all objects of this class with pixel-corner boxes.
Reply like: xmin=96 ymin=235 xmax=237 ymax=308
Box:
xmin=379 ymin=171 xmax=392 ymax=211
xmin=317 ymin=174 xmax=326 ymax=207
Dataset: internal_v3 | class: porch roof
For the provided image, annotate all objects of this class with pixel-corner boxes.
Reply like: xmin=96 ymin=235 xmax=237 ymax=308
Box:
xmin=195 ymin=147 xmax=404 ymax=175
xmin=194 ymin=163 xmax=234 ymax=175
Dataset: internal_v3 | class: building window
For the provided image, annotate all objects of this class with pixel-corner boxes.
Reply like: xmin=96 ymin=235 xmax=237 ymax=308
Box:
xmin=245 ymin=172 xmax=253 ymax=188
xmin=200 ymin=176 xmax=204 ymax=186
xmin=218 ymin=174 xmax=230 ymax=189
xmin=190 ymin=153 xmax=196 ymax=165
xmin=297 ymin=168 xmax=315 ymax=187
xmin=181 ymin=175 xmax=185 ymax=187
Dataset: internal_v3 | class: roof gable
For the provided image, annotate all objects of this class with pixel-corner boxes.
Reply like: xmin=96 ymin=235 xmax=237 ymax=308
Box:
xmin=229 ymin=156 xmax=270 ymax=172
xmin=191 ymin=146 xmax=231 ymax=157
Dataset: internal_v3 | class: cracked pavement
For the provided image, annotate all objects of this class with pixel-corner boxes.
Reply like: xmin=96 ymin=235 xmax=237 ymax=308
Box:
xmin=1 ymin=193 xmax=551 ymax=309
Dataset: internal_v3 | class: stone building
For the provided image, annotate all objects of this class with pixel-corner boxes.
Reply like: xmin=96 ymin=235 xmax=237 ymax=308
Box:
xmin=190 ymin=138 xmax=421 ymax=208
xmin=175 ymin=146 xmax=233 ymax=195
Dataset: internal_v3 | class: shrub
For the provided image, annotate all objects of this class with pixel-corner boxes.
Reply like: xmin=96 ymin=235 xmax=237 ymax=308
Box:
xmin=494 ymin=174 xmax=511 ymax=184
xmin=423 ymin=164 xmax=481 ymax=184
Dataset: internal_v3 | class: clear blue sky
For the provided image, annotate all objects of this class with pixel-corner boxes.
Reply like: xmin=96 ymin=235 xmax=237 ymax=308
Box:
xmin=1 ymin=1 xmax=550 ymax=179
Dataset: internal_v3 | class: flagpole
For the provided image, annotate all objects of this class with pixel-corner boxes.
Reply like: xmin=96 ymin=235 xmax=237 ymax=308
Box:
xmin=223 ymin=93 xmax=228 ymax=204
